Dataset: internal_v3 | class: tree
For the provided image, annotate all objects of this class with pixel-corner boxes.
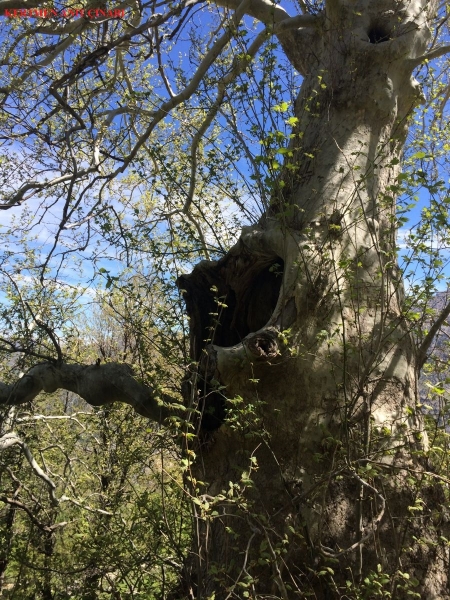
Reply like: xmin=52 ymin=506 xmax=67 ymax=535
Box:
xmin=1 ymin=0 xmax=450 ymax=597
xmin=0 ymin=289 xmax=189 ymax=599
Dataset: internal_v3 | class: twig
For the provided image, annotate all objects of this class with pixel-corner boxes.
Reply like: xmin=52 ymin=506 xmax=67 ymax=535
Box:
xmin=0 ymin=496 xmax=67 ymax=532
xmin=59 ymin=495 xmax=113 ymax=516
xmin=25 ymin=302 xmax=63 ymax=365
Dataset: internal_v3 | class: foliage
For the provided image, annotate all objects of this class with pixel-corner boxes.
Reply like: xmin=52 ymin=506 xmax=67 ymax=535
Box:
xmin=0 ymin=288 xmax=190 ymax=598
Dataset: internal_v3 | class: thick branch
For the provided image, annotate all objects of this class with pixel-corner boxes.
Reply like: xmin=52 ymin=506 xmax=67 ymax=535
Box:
xmin=0 ymin=362 xmax=173 ymax=423
xmin=417 ymin=299 xmax=450 ymax=370
xmin=213 ymin=0 xmax=289 ymax=24
xmin=213 ymin=0 xmax=320 ymax=28
xmin=408 ymin=44 xmax=450 ymax=68
xmin=273 ymin=13 xmax=320 ymax=32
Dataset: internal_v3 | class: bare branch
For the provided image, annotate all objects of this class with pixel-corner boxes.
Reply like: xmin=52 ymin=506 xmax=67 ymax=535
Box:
xmin=16 ymin=412 xmax=91 ymax=426
xmin=0 ymin=362 xmax=174 ymax=423
xmin=62 ymin=205 xmax=109 ymax=230
xmin=0 ymin=496 xmax=67 ymax=532
xmin=0 ymin=170 xmax=96 ymax=210
xmin=49 ymin=88 xmax=86 ymax=131
xmin=184 ymin=28 xmax=269 ymax=216
xmin=0 ymin=432 xmax=58 ymax=505
xmin=408 ymin=44 xmax=450 ymax=67
xmin=212 ymin=0 xmax=319 ymax=28
xmin=417 ymin=298 xmax=450 ymax=370
xmin=0 ymin=433 xmax=112 ymax=518
xmin=3 ymin=30 xmax=84 ymax=92
xmin=25 ymin=302 xmax=63 ymax=365
xmin=49 ymin=10 xmax=186 ymax=91
xmin=110 ymin=0 xmax=259 ymax=177
xmin=59 ymin=495 xmax=113 ymax=516
xmin=1 ymin=0 xmax=262 ymax=209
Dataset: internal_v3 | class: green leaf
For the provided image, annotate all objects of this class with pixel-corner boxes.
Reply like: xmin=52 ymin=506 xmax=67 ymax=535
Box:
xmin=273 ymin=101 xmax=290 ymax=113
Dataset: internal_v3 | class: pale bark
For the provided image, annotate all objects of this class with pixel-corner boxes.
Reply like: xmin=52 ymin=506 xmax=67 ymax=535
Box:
xmin=0 ymin=362 xmax=171 ymax=422
xmin=177 ymin=0 xmax=450 ymax=598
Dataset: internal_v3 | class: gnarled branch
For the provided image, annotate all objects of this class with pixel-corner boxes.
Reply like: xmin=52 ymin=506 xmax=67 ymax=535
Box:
xmin=0 ymin=362 xmax=173 ymax=423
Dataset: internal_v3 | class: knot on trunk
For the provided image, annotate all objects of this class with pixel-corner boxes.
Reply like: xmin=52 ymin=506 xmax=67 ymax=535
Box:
xmin=246 ymin=330 xmax=280 ymax=359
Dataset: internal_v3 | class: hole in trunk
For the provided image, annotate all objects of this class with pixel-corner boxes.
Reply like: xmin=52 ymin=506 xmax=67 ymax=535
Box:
xmin=230 ymin=259 xmax=284 ymax=343
xmin=368 ymin=25 xmax=390 ymax=44
xmin=247 ymin=334 xmax=279 ymax=358
xmin=180 ymin=257 xmax=284 ymax=431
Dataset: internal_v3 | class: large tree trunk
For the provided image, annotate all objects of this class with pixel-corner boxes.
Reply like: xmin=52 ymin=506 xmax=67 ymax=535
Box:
xmin=178 ymin=1 xmax=450 ymax=598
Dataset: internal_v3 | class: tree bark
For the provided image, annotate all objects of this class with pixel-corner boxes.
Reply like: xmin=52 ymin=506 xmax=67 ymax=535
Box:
xmin=0 ymin=362 xmax=171 ymax=422
xmin=178 ymin=1 xmax=450 ymax=597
